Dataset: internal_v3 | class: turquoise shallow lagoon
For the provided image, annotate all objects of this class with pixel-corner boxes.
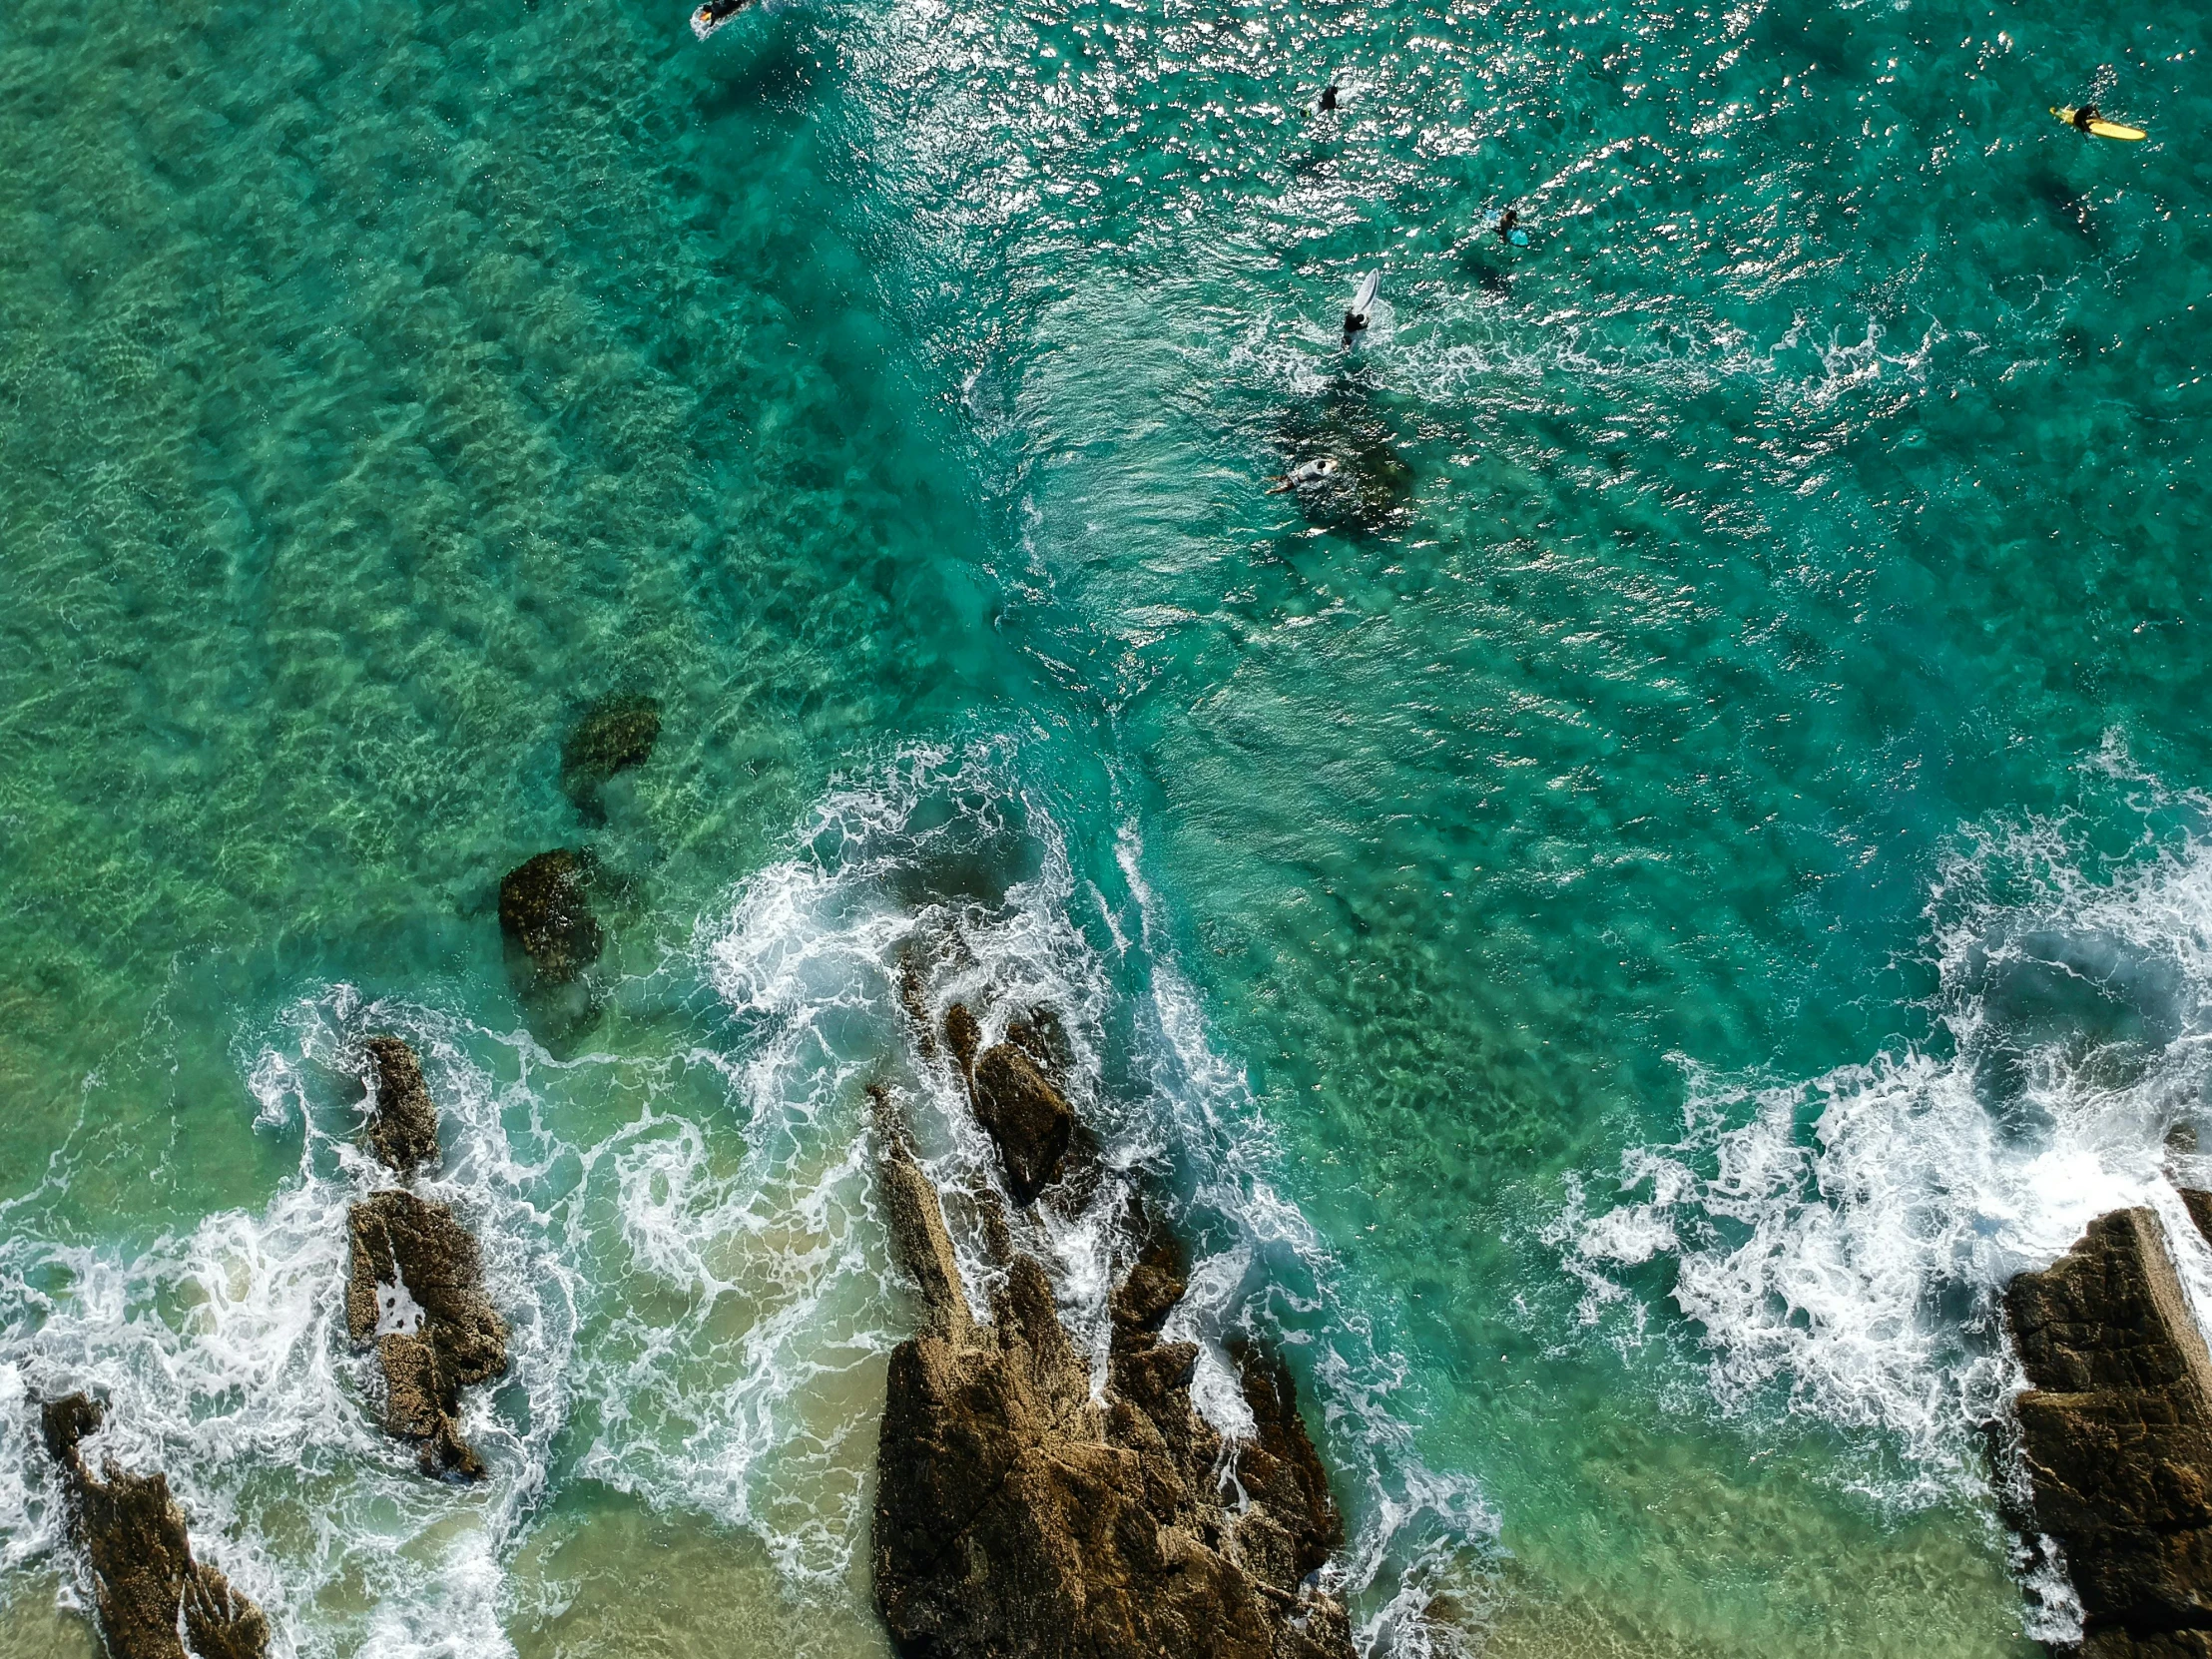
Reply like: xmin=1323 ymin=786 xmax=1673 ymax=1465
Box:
xmin=0 ymin=0 xmax=2207 ymax=1651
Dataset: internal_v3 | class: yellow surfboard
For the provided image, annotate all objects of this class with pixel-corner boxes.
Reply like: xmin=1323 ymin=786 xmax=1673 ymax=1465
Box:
xmin=2052 ymin=106 xmax=2147 ymax=142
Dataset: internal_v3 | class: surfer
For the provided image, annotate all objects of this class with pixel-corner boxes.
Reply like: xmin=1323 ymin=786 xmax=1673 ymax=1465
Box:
xmin=692 ymin=0 xmax=748 ymax=38
xmin=1318 ymin=82 xmax=1341 ymax=113
xmin=2070 ymin=103 xmax=2098 ymax=132
xmin=1495 ymin=208 xmax=1519 ymax=244
xmin=1342 ymin=270 xmax=1380 ymax=345
xmin=1269 ymin=456 xmax=1343 ymax=494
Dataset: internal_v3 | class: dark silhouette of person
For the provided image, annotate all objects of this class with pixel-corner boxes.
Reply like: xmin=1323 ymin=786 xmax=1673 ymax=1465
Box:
xmin=1318 ymin=82 xmax=1341 ymax=113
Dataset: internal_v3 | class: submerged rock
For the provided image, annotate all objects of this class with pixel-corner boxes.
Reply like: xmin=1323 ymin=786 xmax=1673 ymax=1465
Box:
xmin=871 ymin=1105 xmax=1354 ymax=1659
xmin=2004 ymin=1205 xmax=2212 ymax=1655
xmin=345 ymin=1190 xmax=509 ymax=1480
xmin=360 ymin=1036 xmax=439 ymax=1177
xmin=498 ymin=848 xmax=604 ymax=990
xmin=36 ymin=1393 xmax=270 ymax=1659
xmin=560 ymin=695 xmax=660 ymax=823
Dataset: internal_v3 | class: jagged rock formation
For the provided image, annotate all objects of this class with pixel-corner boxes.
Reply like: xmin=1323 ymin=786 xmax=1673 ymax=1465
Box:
xmin=360 ymin=1036 xmax=439 ymax=1177
xmin=870 ymin=1105 xmax=1355 ymax=1659
xmin=345 ymin=1190 xmax=509 ymax=1479
xmin=560 ymin=695 xmax=660 ymax=823
xmin=497 ymin=849 xmax=604 ymax=989
xmin=943 ymin=1002 xmax=1079 ymax=1207
xmin=2005 ymin=1204 xmax=2212 ymax=1657
xmin=36 ymin=1393 xmax=270 ymax=1659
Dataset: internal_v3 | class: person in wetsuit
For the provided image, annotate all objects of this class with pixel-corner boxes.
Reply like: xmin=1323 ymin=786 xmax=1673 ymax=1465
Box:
xmin=2071 ymin=104 xmax=2098 ymax=131
xmin=1318 ymin=82 xmax=1341 ymax=112
xmin=694 ymin=0 xmax=747 ymax=29
xmin=1496 ymin=207 xmax=1520 ymax=243
xmin=1342 ymin=306 xmax=1368 ymax=344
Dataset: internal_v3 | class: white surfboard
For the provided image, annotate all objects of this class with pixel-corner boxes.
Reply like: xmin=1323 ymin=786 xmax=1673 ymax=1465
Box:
xmin=1352 ymin=271 xmax=1381 ymax=316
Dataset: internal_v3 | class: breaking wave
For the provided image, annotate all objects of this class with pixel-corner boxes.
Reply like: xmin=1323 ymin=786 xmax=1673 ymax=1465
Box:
xmin=1560 ymin=771 xmax=2212 ymax=1517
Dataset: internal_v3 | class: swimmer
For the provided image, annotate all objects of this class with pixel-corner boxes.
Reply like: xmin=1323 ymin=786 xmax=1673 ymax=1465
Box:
xmin=692 ymin=0 xmax=748 ymax=39
xmin=1269 ymin=456 xmax=1343 ymax=493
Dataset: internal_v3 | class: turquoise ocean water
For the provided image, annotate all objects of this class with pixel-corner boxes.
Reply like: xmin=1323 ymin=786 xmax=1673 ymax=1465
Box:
xmin=0 ymin=0 xmax=2207 ymax=1650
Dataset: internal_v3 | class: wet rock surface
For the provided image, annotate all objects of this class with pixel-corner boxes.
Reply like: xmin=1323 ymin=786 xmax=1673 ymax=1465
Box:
xmin=967 ymin=1042 xmax=1076 ymax=1207
xmin=560 ymin=695 xmax=660 ymax=823
xmin=36 ymin=1393 xmax=270 ymax=1659
xmin=345 ymin=1189 xmax=509 ymax=1479
xmin=940 ymin=1002 xmax=1082 ymax=1208
xmin=497 ymin=848 xmax=605 ymax=989
xmin=360 ymin=1036 xmax=439 ymax=1177
xmin=2004 ymin=1205 xmax=2212 ymax=1657
xmin=871 ymin=1103 xmax=1355 ymax=1659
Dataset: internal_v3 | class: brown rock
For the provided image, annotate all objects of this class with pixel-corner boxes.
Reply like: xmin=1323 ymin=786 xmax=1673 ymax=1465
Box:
xmin=36 ymin=1394 xmax=269 ymax=1659
xmin=2182 ymin=1188 xmax=2212 ymax=1251
xmin=346 ymin=1190 xmax=508 ymax=1479
xmin=872 ymin=1118 xmax=1353 ymax=1659
xmin=498 ymin=849 xmax=604 ymax=989
xmin=2005 ymin=1208 xmax=2212 ymax=1648
xmin=360 ymin=1037 xmax=439 ymax=1177
xmin=943 ymin=1002 xmax=981 ymax=1072
xmin=968 ymin=1044 xmax=1076 ymax=1207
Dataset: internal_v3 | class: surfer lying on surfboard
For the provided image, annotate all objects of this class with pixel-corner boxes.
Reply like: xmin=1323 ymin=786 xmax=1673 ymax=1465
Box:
xmin=692 ymin=0 xmax=748 ymax=39
xmin=2052 ymin=103 xmax=2147 ymax=142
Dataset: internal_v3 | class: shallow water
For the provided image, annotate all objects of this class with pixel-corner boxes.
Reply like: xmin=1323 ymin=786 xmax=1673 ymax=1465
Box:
xmin=0 ymin=0 xmax=2207 ymax=1650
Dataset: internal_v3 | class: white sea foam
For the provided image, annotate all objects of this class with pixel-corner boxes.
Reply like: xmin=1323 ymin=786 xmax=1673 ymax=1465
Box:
xmin=1561 ymin=789 xmax=2212 ymax=1527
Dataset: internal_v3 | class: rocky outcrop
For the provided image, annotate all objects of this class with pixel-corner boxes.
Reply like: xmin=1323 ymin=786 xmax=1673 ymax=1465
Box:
xmin=2004 ymin=1205 xmax=2212 ymax=1656
xmin=360 ymin=1037 xmax=439 ymax=1177
xmin=345 ymin=1190 xmax=509 ymax=1480
xmin=36 ymin=1393 xmax=270 ymax=1659
xmin=497 ymin=849 xmax=604 ymax=990
xmin=871 ymin=1105 xmax=1355 ymax=1659
xmin=942 ymin=1002 xmax=1079 ymax=1207
xmin=560 ymin=696 xmax=660 ymax=823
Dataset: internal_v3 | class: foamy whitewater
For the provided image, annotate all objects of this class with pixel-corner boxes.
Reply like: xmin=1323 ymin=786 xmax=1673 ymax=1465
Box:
xmin=1562 ymin=770 xmax=2212 ymax=1546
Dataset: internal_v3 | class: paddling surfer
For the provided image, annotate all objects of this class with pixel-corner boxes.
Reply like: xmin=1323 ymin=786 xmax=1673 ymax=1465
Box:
xmin=692 ymin=0 xmax=748 ymax=35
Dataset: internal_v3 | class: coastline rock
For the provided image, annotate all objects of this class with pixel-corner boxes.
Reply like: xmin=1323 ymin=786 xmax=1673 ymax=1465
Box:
xmin=560 ymin=696 xmax=660 ymax=823
xmin=345 ymin=1190 xmax=509 ymax=1480
xmin=938 ymin=1002 xmax=1078 ymax=1207
xmin=36 ymin=1393 xmax=270 ymax=1659
xmin=360 ymin=1036 xmax=439 ymax=1177
xmin=498 ymin=849 xmax=604 ymax=989
xmin=2004 ymin=1206 xmax=2212 ymax=1654
xmin=871 ymin=1111 xmax=1355 ymax=1659
xmin=967 ymin=1043 xmax=1076 ymax=1207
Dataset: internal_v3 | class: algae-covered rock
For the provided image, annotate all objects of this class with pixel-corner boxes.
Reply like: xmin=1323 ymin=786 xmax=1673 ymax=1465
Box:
xmin=498 ymin=848 xmax=604 ymax=989
xmin=36 ymin=1393 xmax=270 ymax=1659
xmin=560 ymin=695 xmax=660 ymax=823
xmin=346 ymin=1189 xmax=508 ymax=1480
xmin=360 ymin=1036 xmax=439 ymax=1177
